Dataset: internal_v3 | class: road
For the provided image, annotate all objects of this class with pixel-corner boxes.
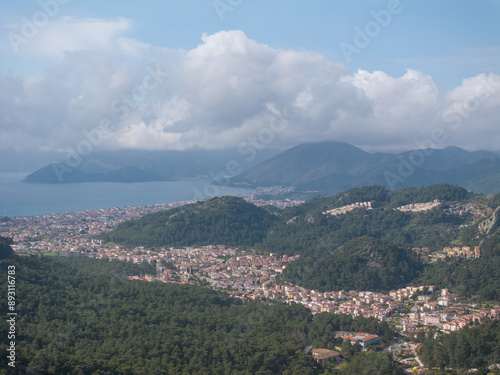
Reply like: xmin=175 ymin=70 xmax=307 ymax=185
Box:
xmin=411 ymin=346 xmax=424 ymax=368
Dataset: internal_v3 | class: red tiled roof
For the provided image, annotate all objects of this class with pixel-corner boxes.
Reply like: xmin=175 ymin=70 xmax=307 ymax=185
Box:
xmin=312 ymin=349 xmax=340 ymax=360
xmin=343 ymin=333 xmax=379 ymax=342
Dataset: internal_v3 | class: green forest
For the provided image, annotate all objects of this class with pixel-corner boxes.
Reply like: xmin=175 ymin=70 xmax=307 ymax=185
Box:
xmin=0 ymin=255 xmax=402 ymax=375
xmin=2 ymin=253 xmax=499 ymax=374
xmin=101 ymin=195 xmax=277 ymax=248
xmin=419 ymin=319 xmax=500 ymax=371
xmin=0 ymin=236 xmax=15 ymax=259
xmin=102 ymin=185 xmax=473 ymax=251
xmin=283 ymin=236 xmax=424 ymax=292
xmin=281 ymin=231 xmax=500 ymax=299
xmin=417 ymin=233 xmax=500 ymax=300
xmin=258 ymin=184 xmax=471 ymax=256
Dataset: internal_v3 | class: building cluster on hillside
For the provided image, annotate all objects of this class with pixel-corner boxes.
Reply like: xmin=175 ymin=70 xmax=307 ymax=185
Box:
xmin=200 ymin=253 xmax=300 ymax=292
xmin=247 ymin=197 xmax=306 ymax=209
xmin=126 ymin=246 xmax=399 ymax=321
xmin=442 ymin=245 xmax=481 ymax=259
xmin=248 ymin=185 xmax=296 ymax=196
xmin=283 ymin=288 xmax=399 ymax=320
xmin=410 ymin=247 xmax=431 ymax=260
xmin=396 ymin=200 xmax=441 ymax=212
xmin=401 ymin=288 xmax=500 ymax=335
xmin=446 ymin=202 xmax=492 ymax=217
xmin=133 ymin=249 xmax=498 ymax=336
xmin=411 ymin=245 xmax=481 ymax=261
xmin=322 ymin=201 xmax=372 ymax=216
xmin=389 ymin=285 xmax=436 ymax=301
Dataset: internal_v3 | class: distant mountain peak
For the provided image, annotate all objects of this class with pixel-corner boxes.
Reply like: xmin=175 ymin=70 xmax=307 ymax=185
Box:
xmin=232 ymin=141 xmax=500 ymax=194
xmin=22 ymin=163 xmax=172 ymax=184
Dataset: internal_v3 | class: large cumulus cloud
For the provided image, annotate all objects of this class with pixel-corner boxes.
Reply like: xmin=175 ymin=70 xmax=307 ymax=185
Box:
xmin=0 ymin=21 xmax=499 ymax=152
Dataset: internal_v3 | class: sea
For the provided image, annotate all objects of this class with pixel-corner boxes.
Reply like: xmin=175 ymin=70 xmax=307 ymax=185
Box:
xmin=0 ymin=173 xmax=254 ymax=217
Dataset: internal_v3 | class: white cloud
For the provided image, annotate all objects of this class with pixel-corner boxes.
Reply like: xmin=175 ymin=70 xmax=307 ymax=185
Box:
xmin=114 ymin=121 xmax=183 ymax=150
xmin=24 ymin=17 xmax=132 ymax=58
xmin=438 ymin=73 xmax=500 ymax=150
xmin=1 ymin=24 xmax=500 ymax=153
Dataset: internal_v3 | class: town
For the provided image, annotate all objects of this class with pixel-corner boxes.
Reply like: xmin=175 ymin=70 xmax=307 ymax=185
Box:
xmin=396 ymin=200 xmax=442 ymax=212
xmin=323 ymin=201 xmax=373 ymax=216
xmin=2 ymin=200 xmax=499 ymax=372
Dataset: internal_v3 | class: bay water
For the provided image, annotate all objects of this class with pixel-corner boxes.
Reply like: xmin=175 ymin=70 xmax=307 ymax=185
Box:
xmin=0 ymin=173 xmax=253 ymax=217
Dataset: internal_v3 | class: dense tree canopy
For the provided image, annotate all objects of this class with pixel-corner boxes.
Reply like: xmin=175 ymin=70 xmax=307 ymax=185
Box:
xmin=283 ymin=236 xmax=424 ymax=292
xmin=103 ymin=184 xmax=471 ymax=253
xmin=419 ymin=319 xmax=500 ymax=371
xmin=0 ymin=256 xmax=397 ymax=374
xmin=0 ymin=236 xmax=15 ymax=259
xmin=418 ymin=232 xmax=500 ymax=300
xmin=102 ymin=196 xmax=278 ymax=248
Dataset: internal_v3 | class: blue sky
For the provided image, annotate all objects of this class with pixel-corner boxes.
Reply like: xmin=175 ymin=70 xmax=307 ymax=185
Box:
xmin=0 ymin=0 xmax=499 ymax=152
xmin=2 ymin=0 xmax=499 ymax=88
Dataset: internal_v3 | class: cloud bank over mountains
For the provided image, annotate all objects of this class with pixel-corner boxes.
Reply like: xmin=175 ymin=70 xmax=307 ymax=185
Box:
xmin=1 ymin=18 xmax=499 ymax=152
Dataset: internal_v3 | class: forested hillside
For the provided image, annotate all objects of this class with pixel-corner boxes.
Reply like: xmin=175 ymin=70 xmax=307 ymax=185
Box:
xmin=419 ymin=318 xmax=500 ymax=371
xmin=0 ymin=236 xmax=15 ymax=259
xmin=0 ymin=256 xmax=399 ymax=374
xmin=104 ymin=184 xmax=471 ymax=252
xmin=283 ymin=236 xmax=424 ymax=292
xmin=417 ymin=232 xmax=500 ymax=300
xmin=102 ymin=196 xmax=277 ymax=247
xmin=260 ymin=184 xmax=470 ymax=256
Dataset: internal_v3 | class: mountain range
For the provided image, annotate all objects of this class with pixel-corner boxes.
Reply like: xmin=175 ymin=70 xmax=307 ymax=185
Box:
xmin=231 ymin=142 xmax=500 ymax=194
xmin=21 ymin=142 xmax=500 ymax=194
xmin=22 ymin=164 xmax=174 ymax=184
xmin=20 ymin=148 xmax=278 ymax=184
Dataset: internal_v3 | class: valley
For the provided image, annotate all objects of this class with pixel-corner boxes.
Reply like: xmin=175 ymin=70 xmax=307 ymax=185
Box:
xmin=2 ymin=184 xmax=500 ymax=373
